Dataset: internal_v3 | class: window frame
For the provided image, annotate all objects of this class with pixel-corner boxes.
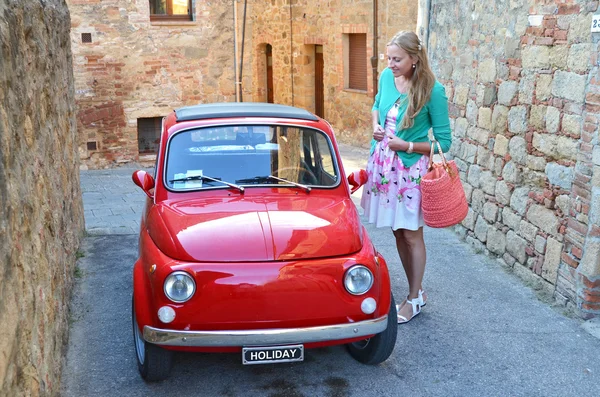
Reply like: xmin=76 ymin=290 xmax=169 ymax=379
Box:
xmin=163 ymin=124 xmax=340 ymax=192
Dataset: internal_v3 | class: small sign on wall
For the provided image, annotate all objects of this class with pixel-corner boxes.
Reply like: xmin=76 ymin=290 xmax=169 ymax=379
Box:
xmin=528 ymin=15 xmax=543 ymax=27
xmin=592 ymin=15 xmax=600 ymax=32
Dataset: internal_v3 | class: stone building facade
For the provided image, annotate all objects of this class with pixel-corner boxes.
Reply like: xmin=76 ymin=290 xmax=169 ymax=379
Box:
xmin=241 ymin=0 xmax=416 ymax=143
xmin=428 ymin=0 xmax=600 ymax=318
xmin=0 ymin=1 xmax=84 ymax=396
xmin=68 ymin=0 xmax=416 ymax=168
xmin=68 ymin=0 xmax=238 ymax=168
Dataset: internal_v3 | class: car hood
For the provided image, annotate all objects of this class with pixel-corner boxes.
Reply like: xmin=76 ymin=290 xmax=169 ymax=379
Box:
xmin=147 ymin=195 xmax=363 ymax=262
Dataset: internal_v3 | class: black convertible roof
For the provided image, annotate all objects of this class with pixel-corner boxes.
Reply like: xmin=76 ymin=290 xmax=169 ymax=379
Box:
xmin=175 ymin=102 xmax=319 ymax=122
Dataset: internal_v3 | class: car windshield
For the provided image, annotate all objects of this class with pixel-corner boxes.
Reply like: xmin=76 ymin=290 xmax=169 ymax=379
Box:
xmin=165 ymin=125 xmax=339 ymax=190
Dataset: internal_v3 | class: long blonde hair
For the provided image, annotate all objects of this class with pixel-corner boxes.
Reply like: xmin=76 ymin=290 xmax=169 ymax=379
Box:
xmin=387 ymin=31 xmax=435 ymax=130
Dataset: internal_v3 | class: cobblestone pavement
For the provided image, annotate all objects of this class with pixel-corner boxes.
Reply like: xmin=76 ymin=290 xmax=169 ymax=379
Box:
xmin=81 ymin=167 xmax=151 ymax=235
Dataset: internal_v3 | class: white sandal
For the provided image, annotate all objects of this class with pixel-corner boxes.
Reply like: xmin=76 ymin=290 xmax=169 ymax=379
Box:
xmin=397 ymin=297 xmax=421 ymax=324
xmin=419 ymin=289 xmax=427 ymax=307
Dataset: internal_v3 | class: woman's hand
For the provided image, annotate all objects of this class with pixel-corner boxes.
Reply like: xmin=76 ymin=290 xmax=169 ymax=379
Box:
xmin=386 ymin=133 xmax=408 ymax=152
xmin=373 ymin=125 xmax=385 ymax=141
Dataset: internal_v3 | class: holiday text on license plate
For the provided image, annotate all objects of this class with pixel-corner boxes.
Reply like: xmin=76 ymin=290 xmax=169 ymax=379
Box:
xmin=242 ymin=344 xmax=304 ymax=365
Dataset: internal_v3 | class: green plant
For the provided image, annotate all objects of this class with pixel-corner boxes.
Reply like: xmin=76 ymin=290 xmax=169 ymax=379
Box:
xmin=74 ymin=265 xmax=83 ymax=279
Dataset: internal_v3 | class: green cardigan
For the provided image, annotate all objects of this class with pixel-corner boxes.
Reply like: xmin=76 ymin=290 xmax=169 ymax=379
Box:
xmin=371 ymin=67 xmax=452 ymax=168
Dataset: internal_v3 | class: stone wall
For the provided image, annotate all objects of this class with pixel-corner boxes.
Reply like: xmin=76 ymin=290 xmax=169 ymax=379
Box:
xmin=428 ymin=0 xmax=600 ymax=317
xmin=0 ymin=1 xmax=84 ymax=395
xmin=244 ymin=0 xmax=417 ymax=146
xmin=68 ymin=0 xmax=237 ymax=168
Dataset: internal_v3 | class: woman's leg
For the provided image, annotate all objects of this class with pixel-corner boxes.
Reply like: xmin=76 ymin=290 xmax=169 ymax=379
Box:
xmin=393 ymin=228 xmax=413 ymax=305
xmin=393 ymin=227 xmax=427 ymax=320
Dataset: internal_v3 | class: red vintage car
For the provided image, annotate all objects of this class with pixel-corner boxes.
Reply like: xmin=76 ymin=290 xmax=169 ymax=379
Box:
xmin=131 ymin=103 xmax=397 ymax=381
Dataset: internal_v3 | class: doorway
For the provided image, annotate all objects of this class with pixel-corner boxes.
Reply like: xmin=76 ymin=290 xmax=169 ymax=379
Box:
xmin=315 ymin=45 xmax=324 ymax=118
xmin=266 ymin=44 xmax=274 ymax=103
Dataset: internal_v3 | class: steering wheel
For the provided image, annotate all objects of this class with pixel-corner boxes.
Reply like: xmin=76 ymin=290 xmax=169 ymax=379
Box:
xmin=275 ymin=166 xmax=318 ymax=185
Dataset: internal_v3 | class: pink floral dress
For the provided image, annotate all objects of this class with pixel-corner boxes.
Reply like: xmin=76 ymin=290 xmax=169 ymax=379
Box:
xmin=360 ymin=104 xmax=429 ymax=231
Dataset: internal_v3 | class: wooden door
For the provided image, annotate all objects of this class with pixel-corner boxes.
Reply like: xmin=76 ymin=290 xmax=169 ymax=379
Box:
xmin=315 ymin=45 xmax=324 ymax=118
xmin=266 ymin=44 xmax=274 ymax=103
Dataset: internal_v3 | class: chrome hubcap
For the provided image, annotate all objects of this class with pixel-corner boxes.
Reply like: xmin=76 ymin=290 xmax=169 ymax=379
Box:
xmin=352 ymin=338 xmax=371 ymax=349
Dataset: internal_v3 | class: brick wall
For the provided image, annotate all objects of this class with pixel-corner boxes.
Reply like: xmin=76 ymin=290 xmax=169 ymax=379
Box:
xmin=428 ymin=0 xmax=600 ymax=318
xmin=68 ymin=0 xmax=237 ymax=168
xmin=0 ymin=1 xmax=84 ymax=395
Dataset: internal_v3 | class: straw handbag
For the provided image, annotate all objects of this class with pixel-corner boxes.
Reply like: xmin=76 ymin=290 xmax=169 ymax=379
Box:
xmin=420 ymin=140 xmax=468 ymax=228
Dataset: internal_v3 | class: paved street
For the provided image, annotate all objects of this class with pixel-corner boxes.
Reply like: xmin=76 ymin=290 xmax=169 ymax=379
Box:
xmin=81 ymin=167 xmax=152 ymax=236
xmin=62 ymin=143 xmax=600 ymax=397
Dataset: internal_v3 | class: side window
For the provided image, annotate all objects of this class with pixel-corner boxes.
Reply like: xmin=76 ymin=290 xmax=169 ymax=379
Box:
xmin=302 ymin=134 xmax=316 ymax=169
xmin=297 ymin=129 xmax=337 ymax=184
xmin=316 ymin=134 xmax=335 ymax=177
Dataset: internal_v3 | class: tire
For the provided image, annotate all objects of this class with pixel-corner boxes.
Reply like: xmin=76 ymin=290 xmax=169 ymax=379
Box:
xmin=132 ymin=298 xmax=173 ymax=381
xmin=346 ymin=293 xmax=398 ymax=365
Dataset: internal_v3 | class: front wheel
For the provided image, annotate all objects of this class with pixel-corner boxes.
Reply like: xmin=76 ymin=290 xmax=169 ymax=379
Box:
xmin=132 ymin=298 xmax=173 ymax=381
xmin=346 ymin=293 xmax=397 ymax=365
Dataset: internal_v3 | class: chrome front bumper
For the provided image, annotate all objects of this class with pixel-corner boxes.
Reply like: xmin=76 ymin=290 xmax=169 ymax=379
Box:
xmin=143 ymin=315 xmax=388 ymax=347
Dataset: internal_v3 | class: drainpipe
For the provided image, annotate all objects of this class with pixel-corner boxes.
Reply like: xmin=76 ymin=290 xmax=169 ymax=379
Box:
xmin=371 ymin=0 xmax=378 ymax=97
xmin=416 ymin=0 xmax=431 ymax=49
xmin=233 ymin=0 xmax=239 ymax=102
xmin=289 ymin=0 xmax=294 ymax=106
xmin=238 ymin=0 xmax=248 ymax=102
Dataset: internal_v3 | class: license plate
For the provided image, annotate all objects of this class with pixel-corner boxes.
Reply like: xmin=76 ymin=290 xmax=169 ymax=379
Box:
xmin=242 ymin=344 xmax=304 ymax=365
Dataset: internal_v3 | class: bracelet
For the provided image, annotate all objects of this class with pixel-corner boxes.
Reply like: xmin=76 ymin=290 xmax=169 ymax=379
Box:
xmin=406 ymin=141 xmax=414 ymax=154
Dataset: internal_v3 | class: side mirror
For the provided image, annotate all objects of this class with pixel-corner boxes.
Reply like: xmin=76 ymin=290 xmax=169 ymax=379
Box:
xmin=347 ymin=169 xmax=368 ymax=194
xmin=132 ymin=170 xmax=155 ymax=199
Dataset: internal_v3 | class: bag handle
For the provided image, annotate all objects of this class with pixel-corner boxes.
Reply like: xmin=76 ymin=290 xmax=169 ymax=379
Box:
xmin=428 ymin=140 xmax=459 ymax=179
xmin=427 ymin=139 xmax=447 ymax=170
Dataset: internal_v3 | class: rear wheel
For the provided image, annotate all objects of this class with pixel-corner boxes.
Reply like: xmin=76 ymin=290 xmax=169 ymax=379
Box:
xmin=132 ymin=298 xmax=173 ymax=381
xmin=346 ymin=293 xmax=397 ymax=365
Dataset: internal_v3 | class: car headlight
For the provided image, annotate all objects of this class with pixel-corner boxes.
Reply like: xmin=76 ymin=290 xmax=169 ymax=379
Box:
xmin=164 ymin=271 xmax=196 ymax=303
xmin=344 ymin=265 xmax=373 ymax=295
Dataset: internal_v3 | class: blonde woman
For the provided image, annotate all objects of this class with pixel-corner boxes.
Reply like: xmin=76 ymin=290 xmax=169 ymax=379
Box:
xmin=361 ymin=31 xmax=452 ymax=324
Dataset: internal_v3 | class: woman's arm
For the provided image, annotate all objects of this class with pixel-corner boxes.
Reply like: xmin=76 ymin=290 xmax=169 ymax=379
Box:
xmin=428 ymin=82 xmax=452 ymax=153
xmin=386 ymin=134 xmax=430 ymax=154
xmin=386 ymin=82 xmax=451 ymax=154
xmin=371 ymin=70 xmax=385 ymax=141
xmin=372 ymin=110 xmax=384 ymax=141
xmin=372 ymin=109 xmax=380 ymax=127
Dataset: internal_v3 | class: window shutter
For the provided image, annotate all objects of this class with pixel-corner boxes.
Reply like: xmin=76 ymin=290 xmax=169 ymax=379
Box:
xmin=348 ymin=34 xmax=367 ymax=91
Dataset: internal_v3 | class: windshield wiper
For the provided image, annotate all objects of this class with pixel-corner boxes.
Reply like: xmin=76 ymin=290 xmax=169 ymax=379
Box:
xmin=236 ymin=175 xmax=274 ymax=184
xmin=169 ymin=174 xmax=244 ymax=193
xmin=236 ymin=175 xmax=310 ymax=193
